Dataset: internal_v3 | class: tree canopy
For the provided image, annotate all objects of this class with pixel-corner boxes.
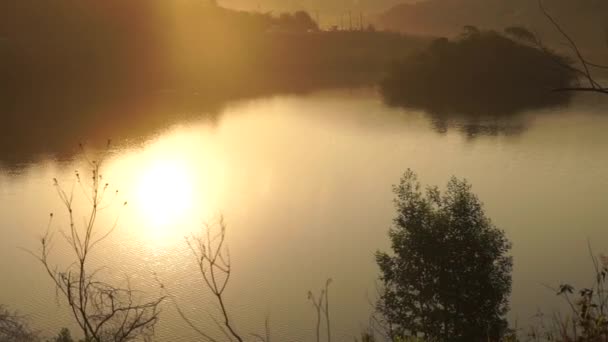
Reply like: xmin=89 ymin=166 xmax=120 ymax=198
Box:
xmin=381 ymin=28 xmax=575 ymax=116
xmin=376 ymin=170 xmax=513 ymax=341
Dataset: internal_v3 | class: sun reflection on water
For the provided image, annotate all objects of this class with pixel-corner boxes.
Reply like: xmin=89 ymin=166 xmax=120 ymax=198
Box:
xmin=103 ymin=126 xmax=230 ymax=247
xmin=135 ymin=157 xmax=195 ymax=233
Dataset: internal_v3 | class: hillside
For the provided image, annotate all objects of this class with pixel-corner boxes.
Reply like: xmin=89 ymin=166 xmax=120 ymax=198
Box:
xmin=0 ymin=0 xmax=427 ymax=159
xmin=218 ymin=0 xmax=410 ymax=27
xmin=377 ymin=0 xmax=608 ymax=54
xmin=0 ymin=1 xmax=424 ymax=97
xmin=219 ymin=0 xmax=408 ymax=14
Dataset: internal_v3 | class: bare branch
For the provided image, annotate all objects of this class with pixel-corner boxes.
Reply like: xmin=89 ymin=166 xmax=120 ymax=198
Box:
xmin=538 ymin=0 xmax=607 ymax=94
xmin=553 ymin=87 xmax=608 ymax=94
xmin=324 ymin=279 xmax=332 ymax=342
xmin=31 ymin=145 xmax=164 ymax=342
xmin=308 ymin=287 xmax=325 ymax=342
xmin=175 ymin=217 xmax=244 ymax=342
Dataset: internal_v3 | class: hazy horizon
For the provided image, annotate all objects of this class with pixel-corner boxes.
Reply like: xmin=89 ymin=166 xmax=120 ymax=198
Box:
xmin=216 ymin=0 xmax=412 ymax=21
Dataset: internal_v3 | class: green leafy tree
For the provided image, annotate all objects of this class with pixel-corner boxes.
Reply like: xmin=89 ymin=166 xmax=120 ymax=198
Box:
xmin=376 ymin=170 xmax=513 ymax=341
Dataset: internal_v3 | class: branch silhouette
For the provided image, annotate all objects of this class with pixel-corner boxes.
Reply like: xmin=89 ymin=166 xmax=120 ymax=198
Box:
xmin=166 ymin=217 xmax=246 ymax=342
xmin=30 ymin=143 xmax=164 ymax=342
xmin=538 ymin=0 xmax=608 ymax=94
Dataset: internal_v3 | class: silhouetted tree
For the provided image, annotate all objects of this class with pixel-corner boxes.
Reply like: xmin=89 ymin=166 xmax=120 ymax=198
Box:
xmin=462 ymin=25 xmax=480 ymax=37
xmin=293 ymin=11 xmax=318 ymax=32
xmin=31 ymin=145 xmax=164 ymax=342
xmin=504 ymin=26 xmax=539 ymax=46
xmin=276 ymin=11 xmax=318 ymax=32
xmin=376 ymin=170 xmax=513 ymax=341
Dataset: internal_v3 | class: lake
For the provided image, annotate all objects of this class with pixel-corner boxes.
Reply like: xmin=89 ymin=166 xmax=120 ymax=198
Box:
xmin=1 ymin=88 xmax=608 ymax=341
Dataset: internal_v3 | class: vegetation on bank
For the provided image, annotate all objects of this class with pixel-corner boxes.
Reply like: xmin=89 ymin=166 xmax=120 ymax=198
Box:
xmin=376 ymin=170 xmax=512 ymax=341
xmin=380 ymin=27 xmax=576 ymax=116
xmin=0 ymin=306 xmax=38 ymax=342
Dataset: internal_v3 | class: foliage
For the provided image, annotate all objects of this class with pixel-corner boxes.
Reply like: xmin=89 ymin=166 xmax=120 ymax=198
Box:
xmin=31 ymin=145 xmax=164 ymax=342
xmin=380 ymin=28 xmax=575 ymax=116
xmin=46 ymin=328 xmax=76 ymax=342
xmin=376 ymin=170 xmax=513 ymax=341
xmin=504 ymin=26 xmax=539 ymax=46
xmin=526 ymin=249 xmax=608 ymax=342
xmin=354 ymin=331 xmax=376 ymax=342
xmin=0 ymin=306 xmax=38 ymax=342
xmin=275 ymin=11 xmax=319 ymax=32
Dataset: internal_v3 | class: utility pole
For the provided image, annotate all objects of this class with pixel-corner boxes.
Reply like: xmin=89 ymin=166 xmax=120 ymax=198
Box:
xmin=360 ymin=12 xmax=363 ymax=31
xmin=349 ymin=11 xmax=352 ymax=31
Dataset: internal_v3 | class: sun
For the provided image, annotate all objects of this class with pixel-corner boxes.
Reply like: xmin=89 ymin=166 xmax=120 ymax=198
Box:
xmin=135 ymin=158 xmax=195 ymax=230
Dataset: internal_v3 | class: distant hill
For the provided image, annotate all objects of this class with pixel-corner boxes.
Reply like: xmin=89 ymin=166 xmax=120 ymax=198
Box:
xmin=218 ymin=0 xmax=410 ymax=28
xmin=219 ymin=0 xmax=407 ymax=13
xmin=0 ymin=0 xmax=425 ymax=97
xmin=377 ymin=0 xmax=608 ymax=53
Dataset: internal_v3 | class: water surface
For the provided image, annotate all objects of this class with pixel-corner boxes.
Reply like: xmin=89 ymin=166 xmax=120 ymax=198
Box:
xmin=2 ymin=89 xmax=608 ymax=340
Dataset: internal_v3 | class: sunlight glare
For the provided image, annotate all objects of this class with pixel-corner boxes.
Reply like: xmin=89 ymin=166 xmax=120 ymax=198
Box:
xmin=135 ymin=158 xmax=195 ymax=231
